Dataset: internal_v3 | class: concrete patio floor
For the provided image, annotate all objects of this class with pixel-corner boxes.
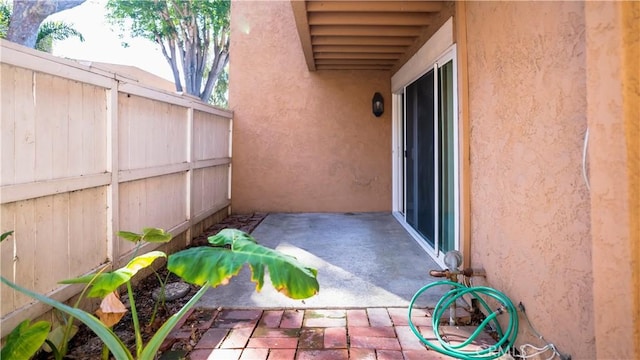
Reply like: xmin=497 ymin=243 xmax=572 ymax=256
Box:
xmin=167 ymin=213 xmax=502 ymax=359
xmin=197 ymin=212 xmax=447 ymax=309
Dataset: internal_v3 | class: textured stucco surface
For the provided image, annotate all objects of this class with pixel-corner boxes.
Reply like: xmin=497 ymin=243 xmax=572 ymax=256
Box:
xmin=229 ymin=1 xmax=392 ymax=214
xmin=465 ymin=2 xmax=595 ymax=357
xmin=585 ymin=1 xmax=640 ymax=358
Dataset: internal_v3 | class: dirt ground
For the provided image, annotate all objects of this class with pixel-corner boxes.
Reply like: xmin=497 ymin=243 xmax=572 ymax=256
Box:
xmin=37 ymin=213 xmax=267 ymax=360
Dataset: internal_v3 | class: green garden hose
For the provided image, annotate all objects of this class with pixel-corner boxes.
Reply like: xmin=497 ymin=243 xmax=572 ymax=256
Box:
xmin=408 ymin=280 xmax=519 ymax=359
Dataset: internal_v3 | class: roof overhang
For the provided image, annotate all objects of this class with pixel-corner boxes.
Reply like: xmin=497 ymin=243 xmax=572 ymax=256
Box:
xmin=291 ymin=1 xmax=454 ymax=72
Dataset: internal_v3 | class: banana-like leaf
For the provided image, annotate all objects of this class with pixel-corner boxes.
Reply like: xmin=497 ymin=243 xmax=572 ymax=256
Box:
xmin=60 ymin=251 xmax=166 ymax=298
xmin=168 ymin=229 xmax=319 ymax=299
xmin=117 ymin=228 xmax=172 ymax=243
xmin=0 ymin=319 xmax=50 ymax=360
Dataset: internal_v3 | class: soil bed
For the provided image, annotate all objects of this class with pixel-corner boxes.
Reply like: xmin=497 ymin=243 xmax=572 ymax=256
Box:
xmin=35 ymin=213 xmax=267 ymax=360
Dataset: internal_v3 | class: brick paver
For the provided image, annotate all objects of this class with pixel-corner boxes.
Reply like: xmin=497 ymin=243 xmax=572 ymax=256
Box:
xmin=267 ymin=349 xmax=296 ymax=360
xmin=280 ymin=309 xmax=304 ymax=328
xmin=168 ymin=307 xmax=501 ymax=360
xmin=366 ymin=308 xmax=393 ymax=327
xmin=347 ymin=309 xmax=369 ymax=327
xmin=239 ymin=348 xmax=269 ymax=360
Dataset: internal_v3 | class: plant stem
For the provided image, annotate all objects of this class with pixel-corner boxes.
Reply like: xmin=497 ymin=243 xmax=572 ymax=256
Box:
xmin=101 ymin=343 xmax=109 ymax=360
xmin=147 ymin=269 xmax=170 ymax=326
xmin=60 ymin=265 xmax=109 ymax=356
xmin=126 ymin=281 xmax=143 ymax=358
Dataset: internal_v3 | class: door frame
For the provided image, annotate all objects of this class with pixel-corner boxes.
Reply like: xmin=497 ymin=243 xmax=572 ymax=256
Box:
xmin=392 ymin=43 xmax=459 ymax=267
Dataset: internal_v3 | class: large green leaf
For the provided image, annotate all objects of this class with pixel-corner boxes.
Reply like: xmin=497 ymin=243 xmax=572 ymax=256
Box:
xmin=0 ymin=319 xmax=50 ymax=360
xmin=117 ymin=228 xmax=172 ymax=243
xmin=60 ymin=251 xmax=166 ymax=298
xmin=0 ymin=277 xmax=133 ymax=360
xmin=168 ymin=229 xmax=319 ymax=299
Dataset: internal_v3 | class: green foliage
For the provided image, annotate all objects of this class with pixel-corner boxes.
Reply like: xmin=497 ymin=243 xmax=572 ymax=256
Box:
xmin=0 ymin=0 xmax=84 ymax=53
xmin=0 ymin=1 xmax=10 ymax=38
xmin=1 ymin=230 xmax=13 ymax=242
xmin=1 ymin=229 xmax=95 ymax=359
xmin=210 ymin=65 xmax=228 ymax=108
xmin=1 ymin=277 xmax=133 ymax=360
xmin=0 ymin=320 xmax=51 ymax=360
xmin=169 ymin=229 xmax=319 ymax=299
xmin=2 ymin=228 xmax=319 ymax=359
xmin=42 ymin=323 xmax=78 ymax=354
xmin=105 ymin=0 xmax=230 ymax=102
xmin=35 ymin=21 xmax=85 ymax=52
xmin=117 ymin=228 xmax=172 ymax=243
xmin=60 ymin=251 xmax=167 ymax=298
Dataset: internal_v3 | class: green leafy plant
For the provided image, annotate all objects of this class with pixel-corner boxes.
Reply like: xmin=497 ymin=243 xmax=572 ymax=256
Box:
xmin=0 ymin=230 xmax=100 ymax=360
xmin=1 ymin=230 xmax=13 ymax=242
xmin=0 ymin=0 xmax=85 ymax=53
xmin=1 ymin=231 xmax=51 ymax=360
xmin=1 ymin=228 xmax=319 ymax=359
xmin=0 ymin=319 xmax=51 ymax=359
xmin=115 ymin=228 xmax=173 ymax=328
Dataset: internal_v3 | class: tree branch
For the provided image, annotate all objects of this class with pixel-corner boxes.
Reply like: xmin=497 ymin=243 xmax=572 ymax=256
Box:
xmin=6 ymin=0 xmax=85 ymax=48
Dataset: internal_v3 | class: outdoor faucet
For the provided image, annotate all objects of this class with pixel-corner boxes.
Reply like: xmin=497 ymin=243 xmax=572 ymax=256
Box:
xmin=429 ymin=251 xmax=489 ymax=326
xmin=428 ymin=251 xmax=464 ymax=325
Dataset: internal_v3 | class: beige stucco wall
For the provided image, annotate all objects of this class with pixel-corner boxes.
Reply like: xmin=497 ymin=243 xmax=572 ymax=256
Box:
xmin=229 ymin=1 xmax=392 ymax=214
xmin=585 ymin=1 xmax=640 ymax=358
xmin=464 ymin=2 xmax=595 ymax=357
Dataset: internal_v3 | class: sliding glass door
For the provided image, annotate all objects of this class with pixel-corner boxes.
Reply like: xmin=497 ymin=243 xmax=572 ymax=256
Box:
xmin=403 ymin=53 xmax=458 ymax=256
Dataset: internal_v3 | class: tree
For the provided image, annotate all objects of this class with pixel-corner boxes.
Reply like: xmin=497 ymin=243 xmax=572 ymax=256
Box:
xmin=0 ymin=0 xmax=84 ymax=53
xmin=106 ymin=0 xmax=230 ymax=103
xmin=4 ymin=0 xmax=85 ymax=48
xmin=210 ymin=64 xmax=228 ymax=107
xmin=34 ymin=20 xmax=84 ymax=52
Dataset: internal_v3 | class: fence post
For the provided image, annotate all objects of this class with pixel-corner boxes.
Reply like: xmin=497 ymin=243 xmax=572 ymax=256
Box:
xmin=185 ymin=106 xmax=194 ymax=246
xmin=106 ymin=81 xmax=119 ymax=266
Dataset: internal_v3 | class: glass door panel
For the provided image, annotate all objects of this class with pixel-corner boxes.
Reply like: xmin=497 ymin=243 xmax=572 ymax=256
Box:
xmin=403 ymin=56 xmax=457 ymax=256
xmin=405 ymin=69 xmax=435 ymax=246
xmin=438 ymin=60 xmax=455 ymax=253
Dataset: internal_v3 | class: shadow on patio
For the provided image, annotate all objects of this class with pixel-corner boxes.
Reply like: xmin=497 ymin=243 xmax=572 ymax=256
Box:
xmin=160 ymin=213 xmax=501 ymax=360
xmin=197 ymin=212 xmax=446 ymax=309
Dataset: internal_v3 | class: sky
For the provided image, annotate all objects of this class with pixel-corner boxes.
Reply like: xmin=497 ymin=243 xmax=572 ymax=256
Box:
xmin=47 ymin=0 xmax=174 ymax=81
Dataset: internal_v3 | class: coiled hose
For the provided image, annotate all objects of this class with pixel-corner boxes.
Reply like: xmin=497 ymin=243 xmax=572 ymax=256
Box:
xmin=408 ymin=280 xmax=519 ymax=359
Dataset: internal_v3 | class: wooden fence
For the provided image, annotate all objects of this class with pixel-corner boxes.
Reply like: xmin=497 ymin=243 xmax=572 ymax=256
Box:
xmin=0 ymin=40 xmax=233 ymax=336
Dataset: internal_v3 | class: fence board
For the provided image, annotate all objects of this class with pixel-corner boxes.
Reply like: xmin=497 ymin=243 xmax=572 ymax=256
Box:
xmin=1 ymin=65 xmax=16 ymax=185
xmin=118 ymin=173 xmax=187 ymax=258
xmin=1 ymin=41 xmax=232 ymax=336
xmin=118 ymin=94 xmax=188 ymax=171
xmin=12 ymin=66 xmax=36 ymax=185
xmin=67 ymin=187 xmax=108 ymax=275
xmin=67 ymin=80 xmax=85 ymax=175
xmin=35 ymin=74 xmax=55 ymax=181
xmin=1 ymin=204 xmax=15 ymax=315
xmin=194 ymin=111 xmax=231 ymax=160
xmin=51 ymin=79 xmax=70 ymax=179
xmin=82 ymin=83 xmax=108 ymax=174
xmin=12 ymin=199 xmax=37 ymax=309
xmin=33 ymin=197 xmax=56 ymax=293
xmin=193 ymin=165 xmax=230 ymax=217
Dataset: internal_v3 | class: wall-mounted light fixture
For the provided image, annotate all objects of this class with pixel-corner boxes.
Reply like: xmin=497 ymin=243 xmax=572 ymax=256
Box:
xmin=372 ymin=92 xmax=384 ymax=117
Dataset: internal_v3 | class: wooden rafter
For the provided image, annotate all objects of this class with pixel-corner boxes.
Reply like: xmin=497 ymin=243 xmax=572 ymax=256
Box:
xmin=290 ymin=0 xmax=452 ymax=71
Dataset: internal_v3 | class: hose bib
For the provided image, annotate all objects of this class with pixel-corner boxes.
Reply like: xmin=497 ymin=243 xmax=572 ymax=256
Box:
xmin=408 ymin=280 xmax=518 ymax=360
